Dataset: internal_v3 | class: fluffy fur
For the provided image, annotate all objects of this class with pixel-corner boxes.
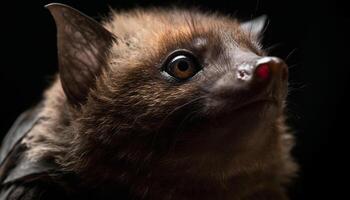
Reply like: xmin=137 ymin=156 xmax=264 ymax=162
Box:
xmin=22 ymin=8 xmax=297 ymax=200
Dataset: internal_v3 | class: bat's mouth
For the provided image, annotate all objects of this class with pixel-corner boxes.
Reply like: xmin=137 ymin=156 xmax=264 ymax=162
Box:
xmin=231 ymin=98 xmax=278 ymax=113
xmin=202 ymin=94 xmax=281 ymax=120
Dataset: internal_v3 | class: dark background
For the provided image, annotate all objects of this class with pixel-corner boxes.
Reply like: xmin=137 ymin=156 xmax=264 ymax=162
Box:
xmin=0 ymin=0 xmax=348 ymax=199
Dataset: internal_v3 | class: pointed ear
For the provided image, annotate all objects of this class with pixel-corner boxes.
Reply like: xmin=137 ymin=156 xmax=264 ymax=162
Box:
xmin=46 ymin=3 xmax=116 ymax=107
xmin=240 ymin=15 xmax=268 ymax=37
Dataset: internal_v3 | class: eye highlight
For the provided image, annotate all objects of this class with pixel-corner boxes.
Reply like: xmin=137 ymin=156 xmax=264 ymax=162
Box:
xmin=163 ymin=50 xmax=201 ymax=81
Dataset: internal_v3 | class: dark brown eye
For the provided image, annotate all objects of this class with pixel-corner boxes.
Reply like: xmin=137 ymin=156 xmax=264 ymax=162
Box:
xmin=164 ymin=52 xmax=201 ymax=81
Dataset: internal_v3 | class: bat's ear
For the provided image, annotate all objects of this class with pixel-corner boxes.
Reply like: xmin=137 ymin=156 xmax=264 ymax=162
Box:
xmin=46 ymin=3 xmax=116 ymax=107
xmin=240 ymin=15 xmax=268 ymax=38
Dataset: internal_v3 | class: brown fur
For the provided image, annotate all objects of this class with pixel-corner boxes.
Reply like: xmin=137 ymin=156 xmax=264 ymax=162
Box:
xmin=22 ymin=8 xmax=297 ymax=200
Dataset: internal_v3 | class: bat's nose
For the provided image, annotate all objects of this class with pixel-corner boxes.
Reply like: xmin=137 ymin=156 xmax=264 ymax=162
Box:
xmin=236 ymin=56 xmax=288 ymax=85
xmin=235 ymin=56 xmax=288 ymax=99
xmin=254 ymin=57 xmax=288 ymax=83
xmin=210 ymin=56 xmax=288 ymax=101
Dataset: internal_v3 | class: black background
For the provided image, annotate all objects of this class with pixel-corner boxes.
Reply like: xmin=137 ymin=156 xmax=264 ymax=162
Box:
xmin=0 ymin=0 xmax=348 ymax=199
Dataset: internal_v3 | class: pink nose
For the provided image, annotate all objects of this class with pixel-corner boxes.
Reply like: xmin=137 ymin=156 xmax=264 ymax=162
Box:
xmin=255 ymin=63 xmax=270 ymax=80
xmin=254 ymin=57 xmax=288 ymax=82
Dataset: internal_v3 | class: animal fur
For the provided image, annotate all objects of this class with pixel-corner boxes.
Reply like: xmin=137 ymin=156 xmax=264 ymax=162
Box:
xmin=20 ymin=6 xmax=297 ymax=200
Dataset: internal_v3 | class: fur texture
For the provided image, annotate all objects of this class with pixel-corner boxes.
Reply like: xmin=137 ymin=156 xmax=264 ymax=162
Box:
xmin=21 ymin=7 xmax=297 ymax=200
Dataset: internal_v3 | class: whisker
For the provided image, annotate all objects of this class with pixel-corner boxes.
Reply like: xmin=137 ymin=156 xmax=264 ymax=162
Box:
xmin=288 ymin=63 xmax=300 ymax=70
xmin=261 ymin=16 xmax=270 ymax=36
xmin=159 ymin=96 xmax=206 ymax=130
xmin=288 ymin=83 xmax=307 ymax=93
xmin=285 ymin=48 xmax=298 ymax=62
xmin=264 ymin=42 xmax=283 ymax=53
xmin=175 ymin=109 xmax=200 ymax=135
xmin=151 ymin=95 xmax=207 ymax=146
xmin=254 ymin=0 xmax=260 ymax=16
xmin=165 ymin=109 xmax=201 ymax=155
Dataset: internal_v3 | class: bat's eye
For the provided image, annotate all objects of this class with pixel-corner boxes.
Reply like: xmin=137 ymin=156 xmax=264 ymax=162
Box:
xmin=164 ymin=50 xmax=201 ymax=81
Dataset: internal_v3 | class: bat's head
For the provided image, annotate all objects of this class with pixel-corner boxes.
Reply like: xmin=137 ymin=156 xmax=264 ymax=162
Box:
xmin=47 ymin=4 xmax=290 ymax=181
